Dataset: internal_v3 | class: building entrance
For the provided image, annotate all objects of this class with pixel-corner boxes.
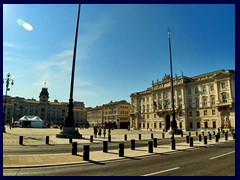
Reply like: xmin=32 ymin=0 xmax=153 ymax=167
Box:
xmin=166 ymin=115 xmax=171 ymax=131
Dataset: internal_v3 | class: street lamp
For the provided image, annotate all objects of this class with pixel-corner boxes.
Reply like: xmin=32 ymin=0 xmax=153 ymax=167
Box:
xmin=3 ymin=72 xmax=14 ymax=133
xmin=57 ymin=4 xmax=82 ymax=138
xmin=168 ymin=28 xmax=177 ymax=135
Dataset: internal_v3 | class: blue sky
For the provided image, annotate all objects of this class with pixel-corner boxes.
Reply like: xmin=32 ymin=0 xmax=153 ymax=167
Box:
xmin=3 ymin=4 xmax=235 ymax=107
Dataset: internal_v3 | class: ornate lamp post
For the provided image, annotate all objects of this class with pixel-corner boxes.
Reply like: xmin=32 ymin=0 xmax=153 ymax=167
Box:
xmin=3 ymin=73 xmax=14 ymax=133
xmin=57 ymin=4 xmax=82 ymax=138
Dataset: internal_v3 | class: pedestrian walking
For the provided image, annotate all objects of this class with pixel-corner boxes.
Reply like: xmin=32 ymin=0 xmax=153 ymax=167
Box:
xmin=103 ymin=128 xmax=106 ymax=138
xmin=98 ymin=128 xmax=102 ymax=137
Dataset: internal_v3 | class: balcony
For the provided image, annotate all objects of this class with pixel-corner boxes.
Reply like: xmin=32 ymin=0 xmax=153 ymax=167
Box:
xmin=216 ymin=100 xmax=234 ymax=111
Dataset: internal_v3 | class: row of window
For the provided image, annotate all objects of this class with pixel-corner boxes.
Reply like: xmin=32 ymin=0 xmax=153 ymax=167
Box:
xmin=189 ymin=121 xmax=217 ymax=129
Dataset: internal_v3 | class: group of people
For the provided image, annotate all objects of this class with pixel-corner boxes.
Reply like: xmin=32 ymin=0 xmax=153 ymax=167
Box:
xmin=93 ymin=126 xmax=107 ymax=138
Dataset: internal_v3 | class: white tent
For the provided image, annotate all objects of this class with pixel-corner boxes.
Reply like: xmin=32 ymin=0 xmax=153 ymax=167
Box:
xmin=19 ymin=115 xmax=43 ymax=128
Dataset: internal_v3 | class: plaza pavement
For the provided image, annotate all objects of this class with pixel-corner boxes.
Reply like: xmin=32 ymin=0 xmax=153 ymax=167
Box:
xmin=3 ymin=126 xmax=234 ymax=168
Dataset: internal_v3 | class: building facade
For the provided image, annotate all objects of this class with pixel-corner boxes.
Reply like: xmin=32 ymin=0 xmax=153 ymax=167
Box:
xmin=3 ymin=87 xmax=87 ymax=127
xmin=130 ymin=69 xmax=235 ymax=132
xmin=86 ymin=100 xmax=131 ymax=129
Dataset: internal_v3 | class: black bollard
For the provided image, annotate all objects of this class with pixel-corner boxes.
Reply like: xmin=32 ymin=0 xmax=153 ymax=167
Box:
xmin=108 ymin=135 xmax=111 ymax=142
xmin=153 ymin=138 xmax=157 ymax=147
xmin=90 ymin=135 xmax=93 ymax=143
xmin=124 ymin=134 xmax=127 ymax=141
xmin=213 ymin=131 xmax=215 ymax=135
xmin=204 ymin=136 xmax=207 ymax=144
xmin=151 ymin=133 xmax=154 ymax=139
xmin=189 ymin=132 xmax=191 ymax=137
xmin=139 ymin=134 xmax=141 ymax=140
xmin=225 ymin=133 xmax=228 ymax=141
xmin=119 ymin=143 xmax=124 ymax=157
xmin=181 ymin=131 xmax=183 ymax=137
xmin=196 ymin=132 xmax=198 ymax=136
xmin=233 ymin=133 xmax=235 ymax=139
xmin=202 ymin=131 xmax=204 ymax=136
xmin=186 ymin=136 xmax=190 ymax=143
xmin=171 ymin=138 xmax=176 ymax=150
xmin=19 ymin=136 xmax=23 ymax=145
xmin=72 ymin=142 xmax=78 ymax=155
xmin=83 ymin=145 xmax=90 ymax=161
xmin=162 ymin=133 xmax=165 ymax=139
xmin=131 ymin=139 xmax=135 ymax=150
xmin=46 ymin=136 xmax=49 ymax=144
xmin=218 ymin=133 xmax=220 ymax=139
xmin=69 ymin=136 xmax=73 ymax=144
xmin=148 ymin=141 xmax=153 ymax=153
xmin=215 ymin=135 xmax=219 ymax=142
xmin=198 ymin=134 xmax=202 ymax=142
xmin=171 ymin=133 xmax=175 ymax=139
xmin=103 ymin=141 xmax=108 ymax=153
xmin=209 ymin=133 xmax=212 ymax=140
xmin=190 ymin=137 xmax=193 ymax=147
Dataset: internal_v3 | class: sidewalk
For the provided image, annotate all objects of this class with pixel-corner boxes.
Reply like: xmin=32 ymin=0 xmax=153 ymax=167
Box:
xmin=3 ymin=127 xmax=234 ymax=168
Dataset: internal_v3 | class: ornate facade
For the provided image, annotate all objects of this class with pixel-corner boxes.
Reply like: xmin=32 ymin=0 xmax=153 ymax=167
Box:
xmin=130 ymin=69 xmax=235 ymax=132
xmin=3 ymin=87 xmax=87 ymax=127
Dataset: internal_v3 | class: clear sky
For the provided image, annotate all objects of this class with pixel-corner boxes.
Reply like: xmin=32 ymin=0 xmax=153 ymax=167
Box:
xmin=3 ymin=4 xmax=235 ymax=107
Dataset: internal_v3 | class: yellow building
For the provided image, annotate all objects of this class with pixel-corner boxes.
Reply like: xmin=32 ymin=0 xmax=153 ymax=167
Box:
xmin=130 ymin=69 xmax=235 ymax=132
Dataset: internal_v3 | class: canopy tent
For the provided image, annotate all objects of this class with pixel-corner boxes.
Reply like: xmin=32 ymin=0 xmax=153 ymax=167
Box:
xmin=19 ymin=115 xmax=43 ymax=128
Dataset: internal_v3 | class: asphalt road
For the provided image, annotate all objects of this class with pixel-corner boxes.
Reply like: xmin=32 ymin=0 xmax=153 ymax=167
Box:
xmin=3 ymin=140 xmax=235 ymax=176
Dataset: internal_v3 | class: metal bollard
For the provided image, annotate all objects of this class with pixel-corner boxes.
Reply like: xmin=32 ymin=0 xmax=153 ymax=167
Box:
xmin=46 ymin=136 xmax=49 ymax=144
xmin=209 ymin=134 xmax=212 ymax=140
xmin=218 ymin=133 xmax=220 ymax=139
xmin=139 ymin=134 xmax=141 ymax=140
xmin=196 ymin=132 xmax=198 ymax=136
xmin=171 ymin=133 xmax=175 ymax=139
xmin=83 ymin=145 xmax=90 ymax=161
xmin=19 ymin=136 xmax=23 ymax=145
xmin=148 ymin=141 xmax=153 ymax=153
xmin=190 ymin=137 xmax=193 ymax=147
xmin=131 ymin=139 xmax=135 ymax=150
xmin=181 ymin=131 xmax=183 ymax=137
xmin=124 ymin=134 xmax=127 ymax=141
xmin=189 ymin=132 xmax=191 ymax=137
xmin=69 ymin=136 xmax=73 ymax=144
xmin=162 ymin=133 xmax=165 ymax=139
xmin=171 ymin=138 xmax=176 ymax=150
xmin=108 ymin=135 xmax=111 ymax=142
xmin=151 ymin=133 xmax=154 ymax=139
xmin=119 ymin=143 xmax=124 ymax=157
xmin=90 ymin=135 xmax=93 ymax=143
xmin=233 ymin=133 xmax=235 ymax=139
xmin=225 ymin=133 xmax=228 ymax=141
xmin=202 ymin=131 xmax=204 ymax=136
xmin=204 ymin=136 xmax=207 ymax=144
xmin=198 ymin=134 xmax=202 ymax=142
xmin=215 ymin=135 xmax=219 ymax=142
xmin=103 ymin=141 xmax=108 ymax=153
xmin=186 ymin=136 xmax=190 ymax=143
xmin=72 ymin=142 xmax=78 ymax=155
xmin=153 ymin=138 xmax=157 ymax=147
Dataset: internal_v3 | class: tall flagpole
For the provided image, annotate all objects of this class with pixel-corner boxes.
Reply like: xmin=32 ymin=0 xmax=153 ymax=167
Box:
xmin=168 ymin=28 xmax=177 ymax=135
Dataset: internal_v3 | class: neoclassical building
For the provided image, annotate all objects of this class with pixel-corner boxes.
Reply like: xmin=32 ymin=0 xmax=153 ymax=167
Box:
xmin=130 ymin=69 xmax=235 ymax=132
xmin=3 ymin=87 xmax=87 ymax=127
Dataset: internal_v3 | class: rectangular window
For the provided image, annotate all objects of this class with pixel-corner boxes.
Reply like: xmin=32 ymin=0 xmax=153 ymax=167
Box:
xmin=196 ymin=111 xmax=200 ymax=116
xmin=159 ymin=123 xmax=162 ymax=129
xmin=154 ymin=114 xmax=156 ymax=118
xmin=222 ymin=93 xmax=227 ymax=103
xmin=212 ymin=121 xmax=216 ymax=128
xmin=203 ymin=97 xmax=208 ymax=106
xmin=190 ymin=122 xmax=193 ymax=129
xmin=188 ymin=88 xmax=192 ymax=95
xmin=189 ymin=111 xmax=192 ymax=117
xmin=197 ymin=122 xmax=200 ymax=128
xmin=202 ymin=85 xmax=206 ymax=93
xmin=154 ymin=123 xmax=157 ymax=129
xmin=188 ymin=99 xmax=192 ymax=108
xmin=195 ymin=86 xmax=199 ymax=94
xmin=204 ymin=110 xmax=207 ymax=116
xmin=212 ymin=109 xmax=215 ymax=115
xmin=210 ymin=84 xmax=214 ymax=91
xmin=195 ymin=98 xmax=199 ymax=108
xmin=204 ymin=121 xmax=208 ymax=128
xmin=211 ymin=96 xmax=215 ymax=105
xmin=179 ymin=122 xmax=182 ymax=129
xmin=221 ymin=82 xmax=226 ymax=89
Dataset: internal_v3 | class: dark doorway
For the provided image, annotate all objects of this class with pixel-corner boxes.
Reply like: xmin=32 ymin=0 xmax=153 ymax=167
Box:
xmin=166 ymin=115 xmax=171 ymax=131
